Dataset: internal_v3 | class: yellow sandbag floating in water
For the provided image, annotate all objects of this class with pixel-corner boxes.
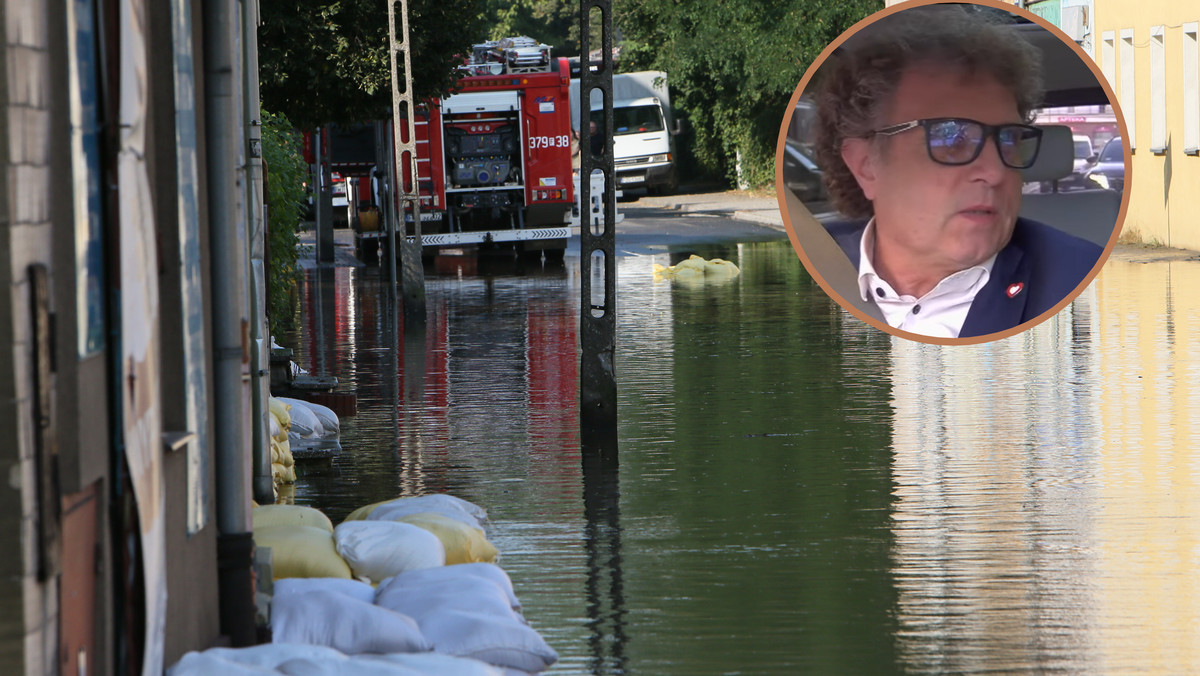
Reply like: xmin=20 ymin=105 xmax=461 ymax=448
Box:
xmin=396 ymin=512 xmax=499 ymax=565
xmin=653 ymin=254 xmax=740 ymax=282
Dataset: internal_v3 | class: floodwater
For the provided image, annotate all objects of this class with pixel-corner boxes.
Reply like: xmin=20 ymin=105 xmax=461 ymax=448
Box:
xmin=282 ymin=237 xmax=1200 ymax=675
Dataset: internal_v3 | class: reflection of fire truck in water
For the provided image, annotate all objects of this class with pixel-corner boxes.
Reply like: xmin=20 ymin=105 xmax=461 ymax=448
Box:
xmin=404 ymin=36 xmax=576 ymax=257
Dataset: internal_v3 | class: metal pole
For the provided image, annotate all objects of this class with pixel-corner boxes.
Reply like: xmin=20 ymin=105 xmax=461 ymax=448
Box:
xmin=579 ymin=0 xmax=617 ymax=444
xmin=203 ymin=0 xmax=256 ymax=647
xmin=243 ymin=0 xmax=274 ymax=506
xmin=387 ymin=0 xmax=427 ymax=325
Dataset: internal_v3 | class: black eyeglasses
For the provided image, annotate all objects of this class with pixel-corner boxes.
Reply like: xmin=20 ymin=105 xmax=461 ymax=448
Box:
xmin=871 ymin=118 xmax=1043 ymax=169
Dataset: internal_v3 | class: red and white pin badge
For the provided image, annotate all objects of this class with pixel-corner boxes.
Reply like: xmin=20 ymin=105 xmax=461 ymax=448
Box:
xmin=1006 ymin=282 xmax=1025 ymax=298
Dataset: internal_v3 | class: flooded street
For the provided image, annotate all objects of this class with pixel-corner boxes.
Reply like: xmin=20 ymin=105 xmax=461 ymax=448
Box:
xmin=281 ymin=217 xmax=1200 ymax=675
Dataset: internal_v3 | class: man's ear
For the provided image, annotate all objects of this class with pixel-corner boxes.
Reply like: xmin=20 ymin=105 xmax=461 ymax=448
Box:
xmin=841 ymin=137 xmax=879 ymax=201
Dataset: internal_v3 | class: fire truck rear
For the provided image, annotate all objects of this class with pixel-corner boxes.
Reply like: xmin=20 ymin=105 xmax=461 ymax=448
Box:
xmin=403 ymin=37 xmax=576 ymax=256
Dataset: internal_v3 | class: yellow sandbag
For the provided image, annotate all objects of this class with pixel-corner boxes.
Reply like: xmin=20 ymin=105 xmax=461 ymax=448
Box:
xmin=396 ymin=512 xmax=498 ymax=565
xmin=653 ymin=255 xmax=740 ymax=282
xmin=253 ymin=504 xmax=334 ymax=533
xmin=253 ymin=525 xmax=352 ymax=580
xmin=343 ymin=499 xmax=388 ymax=522
xmin=269 ymin=397 xmax=292 ymax=440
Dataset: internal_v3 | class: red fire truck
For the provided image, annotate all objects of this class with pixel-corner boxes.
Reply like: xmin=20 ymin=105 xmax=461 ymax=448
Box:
xmin=398 ymin=36 xmax=577 ymax=256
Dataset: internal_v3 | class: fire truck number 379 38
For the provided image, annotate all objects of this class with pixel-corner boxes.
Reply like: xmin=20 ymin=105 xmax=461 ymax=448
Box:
xmin=528 ymin=134 xmax=571 ymax=149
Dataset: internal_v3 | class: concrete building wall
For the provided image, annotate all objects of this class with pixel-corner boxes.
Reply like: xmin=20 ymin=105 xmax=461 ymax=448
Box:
xmin=1094 ymin=0 xmax=1200 ymax=250
xmin=1 ymin=1 xmax=59 ymax=674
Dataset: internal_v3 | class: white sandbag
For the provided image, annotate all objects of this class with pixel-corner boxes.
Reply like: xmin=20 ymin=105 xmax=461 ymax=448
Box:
xmin=333 ymin=520 xmax=445 ymax=582
xmin=273 ymin=576 xmax=377 ymax=605
xmin=276 ymin=655 xmax=422 ymax=676
xmin=375 ymin=574 xmax=520 ymax=623
xmin=167 ymin=652 xmax=279 ymax=676
xmin=381 ymin=563 xmax=521 ymax=611
xmin=360 ymin=653 xmax=506 ymax=676
xmin=279 ymin=396 xmax=339 ymax=436
xmin=190 ymin=643 xmax=345 ymax=669
xmin=269 ymin=414 xmax=281 ymax=440
xmin=368 ymin=494 xmax=489 ymax=531
xmin=417 ymin=610 xmax=558 ymax=673
xmin=272 ymin=588 xmax=431 ymax=654
xmin=282 ymin=399 xmax=324 ymax=439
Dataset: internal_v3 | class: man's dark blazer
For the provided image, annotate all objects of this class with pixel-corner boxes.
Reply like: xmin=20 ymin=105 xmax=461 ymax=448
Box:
xmin=825 ymin=218 xmax=1104 ymax=338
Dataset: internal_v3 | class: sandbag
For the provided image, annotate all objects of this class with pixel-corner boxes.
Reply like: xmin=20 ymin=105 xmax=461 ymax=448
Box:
xmin=367 ymin=494 xmax=490 ymax=531
xmin=282 ymin=398 xmax=324 ymax=439
xmin=395 ymin=513 xmax=498 ymax=565
xmin=360 ymin=653 xmax=505 ymax=676
xmin=333 ymin=520 xmax=445 ymax=582
xmin=254 ymin=525 xmax=352 ymax=580
xmin=375 ymin=574 xmax=519 ymax=624
xmin=188 ymin=644 xmax=345 ymax=670
xmin=279 ymin=397 xmax=340 ymax=436
xmin=273 ymin=576 xmax=376 ymax=605
xmin=269 ymin=398 xmax=291 ymax=433
xmin=167 ymin=652 xmax=279 ymax=676
xmin=416 ymin=609 xmax=558 ymax=673
xmin=253 ymin=504 xmax=334 ymax=533
xmin=276 ymin=656 xmax=422 ymax=676
xmin=342 ymin=499 xmax=387 ymax=522
xmin=379 ymin=563 xmax=520 ymax=611
xmin=272 ymin=588 xmax=431 ymax=655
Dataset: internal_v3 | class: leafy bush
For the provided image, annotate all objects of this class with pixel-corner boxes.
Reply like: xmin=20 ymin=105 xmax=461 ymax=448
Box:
xmin=262 ymin=109 xmax=306 ymax=336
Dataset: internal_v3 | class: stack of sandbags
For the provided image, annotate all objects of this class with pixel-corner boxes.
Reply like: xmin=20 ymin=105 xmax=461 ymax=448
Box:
xmin=268 ymin=398 xmax=296 ymax=485
xmin=209 ymin=497 xmax=560 ymax=675
xmin=652 ymin=254 xmax=741 ymax=283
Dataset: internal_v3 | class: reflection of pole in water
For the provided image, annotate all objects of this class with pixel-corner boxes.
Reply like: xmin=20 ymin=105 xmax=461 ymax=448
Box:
xmin=582 ymin=438 xmax=627 ymax=674
xmin=314 ymin=265 xmax=337 ymax=377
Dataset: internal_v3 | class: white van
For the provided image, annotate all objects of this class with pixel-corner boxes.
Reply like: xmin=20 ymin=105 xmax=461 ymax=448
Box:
xmin=570 ymin=71 xmax=680 ymax=194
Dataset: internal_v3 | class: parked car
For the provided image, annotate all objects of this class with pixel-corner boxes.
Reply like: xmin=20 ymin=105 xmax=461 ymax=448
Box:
xmin=1073 ymin=135 xmax=1094 ymax=173
xmin=781 ymin=138 xmax=826 ymax=205
xmin=1084 ymin=137 xmax=1124 ymax=192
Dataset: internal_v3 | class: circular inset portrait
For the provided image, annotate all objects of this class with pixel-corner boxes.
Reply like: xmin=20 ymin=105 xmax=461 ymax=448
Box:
xmin=776 ymin=0 xmax=1128 ymax=344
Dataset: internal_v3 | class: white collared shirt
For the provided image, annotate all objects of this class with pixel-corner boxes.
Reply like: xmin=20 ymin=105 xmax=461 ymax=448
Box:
xmin=857 ymin=219 xmax=996 ymax=338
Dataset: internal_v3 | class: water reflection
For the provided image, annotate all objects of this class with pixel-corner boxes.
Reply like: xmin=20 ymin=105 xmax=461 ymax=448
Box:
xmin=890 ymin=259 xmax=1200 ymax=674
xmin=283 ymin=241 xmax=1200 ymax=675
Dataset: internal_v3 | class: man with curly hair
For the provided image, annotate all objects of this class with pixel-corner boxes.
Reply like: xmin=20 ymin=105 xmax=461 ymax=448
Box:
xmin=813 ymin=5 xmax=1102 ymax=339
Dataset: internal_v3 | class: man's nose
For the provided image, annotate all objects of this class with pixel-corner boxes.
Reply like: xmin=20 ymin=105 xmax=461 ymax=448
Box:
xmin=968 ymin=136 xmax=1014 ymax=183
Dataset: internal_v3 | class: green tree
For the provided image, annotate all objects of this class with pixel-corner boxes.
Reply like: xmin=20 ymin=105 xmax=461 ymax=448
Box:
xmin=259 ymin=0 xmax=489 ymax=130
xmin=262 ymin=110 xmax=306 ymax=335
xmin=617 ymin=0 xmax=881 ymax=187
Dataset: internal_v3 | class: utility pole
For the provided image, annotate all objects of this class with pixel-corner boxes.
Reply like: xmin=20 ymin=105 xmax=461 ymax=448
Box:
xmin=387 ymin=0 xmax=427 ymax=325
xmin=579 ymin=0 xmax=617 ymax=446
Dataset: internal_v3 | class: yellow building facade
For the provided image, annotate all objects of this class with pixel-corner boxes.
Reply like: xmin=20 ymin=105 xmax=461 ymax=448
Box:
xmin=1093 ymin=1 xmax=1200 ymax=250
